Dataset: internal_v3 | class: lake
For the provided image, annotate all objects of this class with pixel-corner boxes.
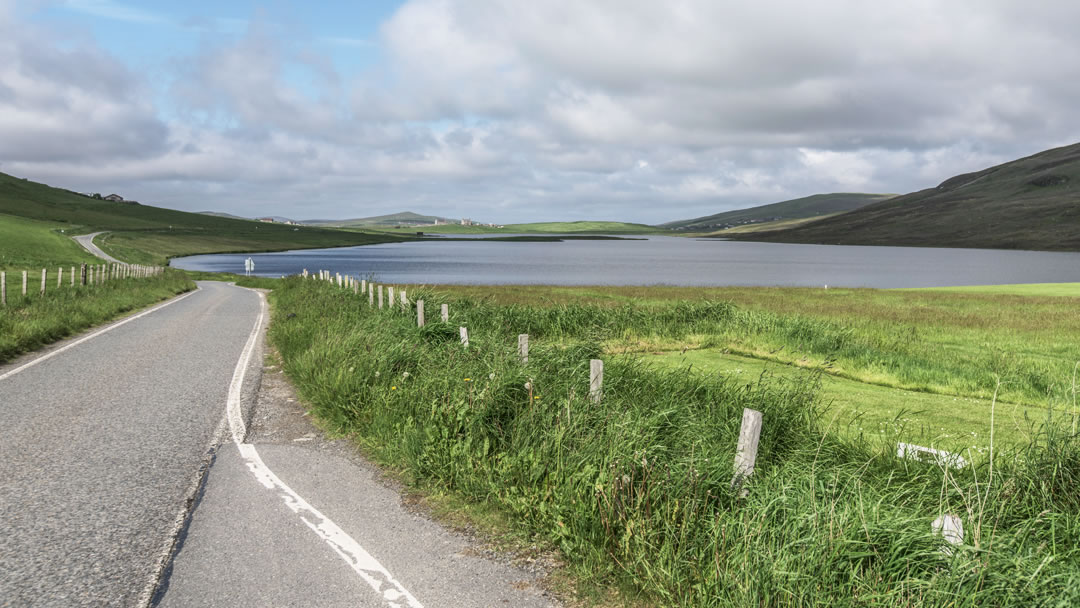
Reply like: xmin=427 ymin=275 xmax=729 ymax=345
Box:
xmin=170 ymin=235 xmax=1080 ymax=288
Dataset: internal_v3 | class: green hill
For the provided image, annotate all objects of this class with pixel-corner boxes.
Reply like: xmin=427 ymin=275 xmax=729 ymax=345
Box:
xmin=310 ymin=211 xmax=454 ymax=227
xmin=0 ymin=172 xmax=402 ymax=266
xmin=375 ymin=220 xmax=659 ymax=235
xmin=733 ymin=143 xmax=1080 ymax=251
xmin=662 ymin=193 xmax=894 ymax=232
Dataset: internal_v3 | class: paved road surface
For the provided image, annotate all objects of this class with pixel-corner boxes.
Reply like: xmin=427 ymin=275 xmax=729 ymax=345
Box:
xmin=71 ymin=231 xmax=123 ymax=264
xmin=0 ymin=281 xmax=559 ymax=607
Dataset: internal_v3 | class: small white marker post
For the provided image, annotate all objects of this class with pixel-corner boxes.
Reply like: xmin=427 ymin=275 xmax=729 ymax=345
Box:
xmin=932 ymin=514 xmax=963 ymax=555
xmin=731 ymin=408 xmax=764 ymax=495
xmin=57 ymin=267 xmax=63 ymax=288
xmin=518 ymin=334 xmax=529 ymax=364
xmin=378 ymin=285 xmax=384 ymax=309
xmin=589 ymin=359 xmax=604 ymax=404
xmin=1 ymin=271 xmax=6 ymax=305
xmin=460 ymin=326 xmax=469 ymax=347
xmin=441 ymin=303 xmax=449 ymax=322
xmin=22 ymin=270 xmax=27 ymax=296
xmin=40 ymin=268 xmax=46 ymax=295
xmin=417 ymin=299 xmax=425 ymax=327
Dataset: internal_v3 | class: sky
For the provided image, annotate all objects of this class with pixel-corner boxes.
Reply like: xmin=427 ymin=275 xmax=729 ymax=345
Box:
xmin=1 ymin=0 xmax=1079 ymax=224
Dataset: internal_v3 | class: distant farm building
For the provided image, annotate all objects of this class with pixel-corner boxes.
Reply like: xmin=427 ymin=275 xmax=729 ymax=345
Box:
xmin=103 ymin=194 xmax=124 ymax=202
xmin=257 ymin=217 xmax=275 ymax=223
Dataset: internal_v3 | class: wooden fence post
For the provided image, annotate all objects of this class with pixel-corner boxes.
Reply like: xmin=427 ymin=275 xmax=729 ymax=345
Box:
xmin=731 ymin=408 xmax=764 ymax=494
xmin=417 ymin=299 xmax=425 ymax=327
xmin=361 ymin=279 xmax=366 ymax=294
xmin=589 ymin=359 xmax=604 ymax=403
xmin=441 ymin=304 xmax=449 ymax=322
xmin=1 ymin=271 xmax=5 ymax=305
xmin=57 ymin=267 xmax=63 ymax=288
xmin=369 ymin=285 xmax=374 ymax=307
xmin=70 ymin=266 xmax=75 ymax=286
xmin=388 ymin=286 xmax=395 ymax=308
xmin=22 ymin=270 xmax=27 ymax=296
xmin=353 ymin=280 xmax=359 ymax=295
xmin=378 ymin=285 xmax=384 ymax=309
xmin=400 ymin=290 xmax=408 ymax=311
xmin=40 ymin=268 xmax=46 ymax=295
xmin=518 ymin=334 xmax=529 ymax=364
xmin=460 ymin=326 xmax=469 ymax=347
xmin=80 ymin=263 xmax=87 ymax=286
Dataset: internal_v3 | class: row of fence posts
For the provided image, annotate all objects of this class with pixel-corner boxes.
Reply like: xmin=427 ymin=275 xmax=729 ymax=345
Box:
xmin=0 ymin=263 xmax=163 ymax=306
xmin=303 ymin=267 xmax=964 ymax=552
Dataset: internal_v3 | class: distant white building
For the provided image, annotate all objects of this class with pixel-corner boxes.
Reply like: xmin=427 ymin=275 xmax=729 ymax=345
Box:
xmin=461 ymin=218 xmax=473 ymax=226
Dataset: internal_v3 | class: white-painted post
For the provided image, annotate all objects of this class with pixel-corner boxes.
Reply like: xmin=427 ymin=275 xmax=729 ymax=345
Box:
xmin=378 ymin=285 xmax=384 ymax=309
xmin=40 ymin=268 xmax=46 ymax=295
xmin=388 ymin=286 xmax=395 ymax=308
xmin=70 ymin=266 xmax=75 ymax=286
xmin=518 ymin=334 xmax=529 ymax=364
xmin=1 ymin=271 xmax=5 ymax=305
xmin=440 ymin=303 xmax=449 ymax=322
xmin=460 ymin=326 xmax=469 ymax=347
xmin=400 ymin=290 xmax=408 ymax=311
xmin=417 ymin=299 xmax=425 ymax=327
xmin=589 ymin=359 xmax=603 ymax=404
xmin=932 ymin=514 xmax=963 ymax=555
xmin=731 ymin=408 xmax=764 ymax=493
xmin=353 ymin=280 xmax=359 ymax=295
xmin=57 ymin=267 xmax=63 ymax=288
xmin=369 ymin=285 xmax=374 ymax=307
xmin=361 ymin=279 xmax=366 ymax=294
xmin=22 ymin=270 xmax=27 ymax=295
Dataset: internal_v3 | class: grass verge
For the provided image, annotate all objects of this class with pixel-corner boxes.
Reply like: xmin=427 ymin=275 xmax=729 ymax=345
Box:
xmin=0 ymin=269 xmax=195 ymax=363
xmin=268 ymin=278 xmax=1080 ymax=606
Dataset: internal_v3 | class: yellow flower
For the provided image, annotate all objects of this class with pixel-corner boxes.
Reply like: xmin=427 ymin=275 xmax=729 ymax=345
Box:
xmin=391 ymin=386 xmax=397 ymax=390
xmin=534 ymin=395 xmax=541 ymax=400
xmin=464 ymin=377 xmax=471 ymax=382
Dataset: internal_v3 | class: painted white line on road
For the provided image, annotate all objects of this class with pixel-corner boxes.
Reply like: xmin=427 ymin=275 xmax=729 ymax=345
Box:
xmin=0 ymin=290 xmax=197 ymax=383
xmin=226 ymin=290 xmax=423 ymax=608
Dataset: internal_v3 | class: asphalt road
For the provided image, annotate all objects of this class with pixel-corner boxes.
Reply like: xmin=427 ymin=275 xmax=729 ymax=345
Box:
xmin=0 ymin=281 xmax=560 ymax=607
xmin=72 ymin=232 xmax=123 ymax=264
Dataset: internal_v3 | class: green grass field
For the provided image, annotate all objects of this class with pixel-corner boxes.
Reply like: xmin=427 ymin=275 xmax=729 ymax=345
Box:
xmin=0 ymin=213 xmax=101 ymax=270
xmin=267 ymin=277 xmax=1080 ymax=607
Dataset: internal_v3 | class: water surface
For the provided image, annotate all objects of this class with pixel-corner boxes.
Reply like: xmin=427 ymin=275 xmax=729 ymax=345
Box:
xmin=171 ymin=235 xmax=1080 ymax=288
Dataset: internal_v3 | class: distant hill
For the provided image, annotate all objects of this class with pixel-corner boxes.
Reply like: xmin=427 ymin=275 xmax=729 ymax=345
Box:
xmin=662 ymin=193 xmax=893 ymax=232
xmin=733 ymin=143 xmax=1080 ymax=251
xmin=198 ymin=211 xmax=249 ymax=220
xmin=307 ymin=211 xmax=455 ymax=227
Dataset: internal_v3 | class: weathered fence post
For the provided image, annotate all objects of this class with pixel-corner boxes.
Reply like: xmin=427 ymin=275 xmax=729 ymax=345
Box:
xmin=353 ymin=280 xmax=359 ymax=295
xmin=731 ymin=408 xmax=764 ymax=494
xmin=388 ymin=286 xmax=395 ymax=308
xmin=441 ymin=303 xmax=449 ymax=322
xmin=589 ymin=359 xmax=604 ymax=403
xmin=80 ymin=263 xmax=87 ymax=286
xmin=369 ymin=285 xmax=374 ymax=307
xmin=932 ymin=514 xmax=963 ymax=555
xmin=57 ymin=267 xmax=63 ymax=288
xmin=460 ymin=326 xmax=469 ymax=347
xmin=70 ymin=266 xmax=75 ymax=286
xmin=518 ymin=334 xmax=529 ymax=364
xmin=40 ymin=268 xmax=46 ymax=295
xmin=417 ymin=299 xmax=425 ymax=327
xmin=378 ymin=285 xmax=384 ymax=309
xmin=22 ymin=270 xmax=27 ymax=296
xmin=361 ymin=279 xmax=366 ymax=294
xmin=400 ymin=290 xmax=408 ymax=311
xmin=1 ymin=271 xmax=5 ymax=305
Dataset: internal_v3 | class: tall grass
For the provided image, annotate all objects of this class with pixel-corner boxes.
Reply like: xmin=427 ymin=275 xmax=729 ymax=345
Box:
xmin=270 ymin=279 xmax=1080 ymax=606
xmin=0 ymin=269 xmax=194 ymax=362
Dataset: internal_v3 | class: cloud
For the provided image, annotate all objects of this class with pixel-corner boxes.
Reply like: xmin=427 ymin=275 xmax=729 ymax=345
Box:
xmin=4 ymin=0 xmax=1080 ymax=224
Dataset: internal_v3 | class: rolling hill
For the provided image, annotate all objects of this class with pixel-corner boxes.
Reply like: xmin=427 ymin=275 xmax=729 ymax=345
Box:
xmin=662 ymin=193 xmax=894 ymax=232
xmin=0 ymin=172 xmax=402 ymax=266
xmin=732 ymin=143 xmax=1080 ymax=251
xmin=307 ymin=211 xmax=455 ymax=227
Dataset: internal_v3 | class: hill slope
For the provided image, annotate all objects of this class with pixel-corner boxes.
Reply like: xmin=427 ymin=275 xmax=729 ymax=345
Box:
xmin=734 ymin=143 xmax=1080 ymax=250
xmin=0 ymin=172 xmax=402 ymax=265
xmin=309 ymin=211 xmax=454 ymax=227
xmin=663 ymin=193 xmax=893 ymax=231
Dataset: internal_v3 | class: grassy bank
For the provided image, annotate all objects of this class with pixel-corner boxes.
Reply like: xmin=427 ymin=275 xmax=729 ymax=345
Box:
xmin=269 ymin=278 xmax=1080 ymax=606
xmin=0 ymin=269 xmax=194 ymax=363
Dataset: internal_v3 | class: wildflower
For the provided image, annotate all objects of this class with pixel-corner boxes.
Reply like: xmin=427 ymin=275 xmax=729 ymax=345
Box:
xmin=534 ymin=395 xmax=541 ymax=400
xmin=464 ymin=377 xmax=471 ymax=382
xmin=348 ymin=366 xmax=354 ymax=373
xmin=375 ymin=371 xmax=381 ymax=377
xmin=402 ymin=371 xmax=410 ymax=378
xmin=524 ymin=381 xmax=532 ymax=390
xmin=489 ymin=372 xmax=496 ymax=380
xmin=391 ymin=386 xmax=397 ymax=390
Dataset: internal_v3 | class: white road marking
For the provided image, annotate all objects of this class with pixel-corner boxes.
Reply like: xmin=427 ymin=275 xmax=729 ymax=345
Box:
xmin=227 ymin=290 xmax=423 ymax=608
xmin=0 ymin=290 xmax=197 ymax=383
